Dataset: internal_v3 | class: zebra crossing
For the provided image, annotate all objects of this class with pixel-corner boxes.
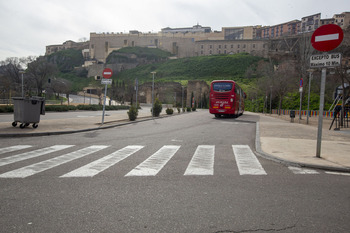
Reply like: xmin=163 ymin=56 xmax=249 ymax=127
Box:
xmin=0 ymin=144 xmax=322 ymax=179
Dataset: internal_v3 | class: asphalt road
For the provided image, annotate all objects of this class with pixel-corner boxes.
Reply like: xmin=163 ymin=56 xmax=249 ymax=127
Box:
xmin=0 ymin=111 xmax=349 ymax=232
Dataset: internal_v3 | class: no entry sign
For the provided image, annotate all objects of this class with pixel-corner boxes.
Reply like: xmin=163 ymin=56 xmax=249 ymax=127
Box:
xmin=311 ymin=24 xmax=344 ymax=52
xmin=102 ymin=68 xmax=113 ymax=79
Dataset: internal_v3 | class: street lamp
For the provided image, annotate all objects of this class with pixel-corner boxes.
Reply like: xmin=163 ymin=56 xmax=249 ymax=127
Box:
xmin=182 ymin=86 xmax=184 ymax=112
xmin=19 ymin=70 xmax=25 ymax=97
xmin=306 ymin=69 xmax=314 ymax=124
xmin=270 ymin=86 xmax=273 ymax=114
xmin=151 ymin=71 xmax=156 ymax=117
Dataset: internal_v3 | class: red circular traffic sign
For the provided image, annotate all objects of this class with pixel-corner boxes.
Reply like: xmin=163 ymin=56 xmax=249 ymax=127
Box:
xmin=102 ymin=68 xmax=113 ymax=79
xmin=311 ymin=24 xmax=344 ymax=52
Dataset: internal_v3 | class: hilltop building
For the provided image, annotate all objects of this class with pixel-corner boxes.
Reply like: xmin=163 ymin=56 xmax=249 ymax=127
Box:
xmin=45 ymin=11 xmax=350 ymax=64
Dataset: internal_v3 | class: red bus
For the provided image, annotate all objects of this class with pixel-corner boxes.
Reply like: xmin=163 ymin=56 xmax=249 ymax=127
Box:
xmin=209 ymin=80 xmax=245 ymax=118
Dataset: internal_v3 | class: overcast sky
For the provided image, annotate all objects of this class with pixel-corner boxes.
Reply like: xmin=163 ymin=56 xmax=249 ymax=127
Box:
xmin=0 ymin=0 xmax=348 ymax=61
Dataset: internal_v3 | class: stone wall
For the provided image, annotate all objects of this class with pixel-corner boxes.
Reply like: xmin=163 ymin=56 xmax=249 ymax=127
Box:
xmin=187 ymin=80 xmax=210 ymax=108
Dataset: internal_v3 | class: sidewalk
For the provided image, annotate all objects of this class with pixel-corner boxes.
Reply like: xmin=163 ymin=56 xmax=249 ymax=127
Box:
xmin=0 ymin=110 xmax=349 ymax=172
xmin=255 ymin=112 xmax=350 ymax=172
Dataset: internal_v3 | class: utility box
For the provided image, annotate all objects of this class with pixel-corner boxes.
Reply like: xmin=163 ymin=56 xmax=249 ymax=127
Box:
xmin=12 ymin=97 xmax=45 ymax=129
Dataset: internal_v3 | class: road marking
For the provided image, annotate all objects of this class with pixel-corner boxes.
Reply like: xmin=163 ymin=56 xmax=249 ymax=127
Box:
xmin=288 ymin=166 xmax=319 ymax=174
xmin=125 ymin=145 xmax=180 ymax=176
xmin=0 ymin=145 xmax=32 ymax=155
xmin=0 ymin=146 xmax=108 ymax=178
xmin=0 ymin=145 xmax=74 ymax=167
xmin=61 ymin=145 xmax=144 ymax=177
xmin=325 ymin=171 xmax=350 ymax=176
xmin=184 ymin=145 xmax=215 ymax=175
xmin=233 ymin=145 xmax=267 ymax=175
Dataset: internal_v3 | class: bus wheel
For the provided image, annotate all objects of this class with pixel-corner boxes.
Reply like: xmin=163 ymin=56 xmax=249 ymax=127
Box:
xmin=215 ymin=114 xmax=221 ymax=118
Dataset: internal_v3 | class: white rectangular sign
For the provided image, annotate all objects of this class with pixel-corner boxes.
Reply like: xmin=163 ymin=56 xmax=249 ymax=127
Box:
xmin=101 ymin=79 xmax=112 ymax=84
xmin=310 ymin=53 xmax=342 ymax=68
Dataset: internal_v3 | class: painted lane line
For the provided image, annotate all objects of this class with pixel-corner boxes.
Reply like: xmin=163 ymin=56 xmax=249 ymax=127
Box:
xmin=325 ymin=171 xmax=350 ymax=176
xmin=288 ymin=166 xmax=319 ymax=174
xmin=0 ymin=145 xmax=108 ymax=178
xmin=184 ymin=145 xmax=215 ymax=176
xmin=0 ymin=145 xmax=32 ymax=155
xmin=0 ymin=145 xmax=74 ymax=167
xmin=125 ymin=145 xmax=180 ymax=176
xmin=61 ymin=145 xmax=144 ymax=177
xmin=232 ymin=145 xmax=267 ymax=175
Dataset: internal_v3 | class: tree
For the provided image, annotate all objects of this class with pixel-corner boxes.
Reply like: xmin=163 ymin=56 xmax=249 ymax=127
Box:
xmin=273 ymin=60 xmax=298 ymax=114
xmin=26 ymin=57 xmax=57 ymax=96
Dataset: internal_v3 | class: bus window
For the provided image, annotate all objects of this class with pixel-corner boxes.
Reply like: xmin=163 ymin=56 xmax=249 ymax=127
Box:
xmin=212 ymin=82 xmax=233 ymax=92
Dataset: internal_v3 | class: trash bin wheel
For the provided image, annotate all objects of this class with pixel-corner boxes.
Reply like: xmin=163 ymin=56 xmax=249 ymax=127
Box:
xmin=12 ymin=122 xmax=17 ymax=127
xmin=32 ymin=123 xmax=38 ymax=129
xmin=20 ymin=123 xmax=26 ymax=129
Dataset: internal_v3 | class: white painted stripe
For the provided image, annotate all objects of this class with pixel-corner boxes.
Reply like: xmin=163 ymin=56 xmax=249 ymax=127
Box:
xmin=233 ymin=145 xmax=266 ymax=175
xmin=325 ymin=171 xmax=350 ymax=176
xmin=125 ymin=145 xmax=180 ymax=176
xmin=315 ymin=33 xmax=339 ymax=42
xmin=0 ymin=145 xmax=74 ymax=167
xmin=103 ymin=72 xmax=112 ymax=75
xmin=0 ymin=145 xmax=32 ymax=155
xmin=184 ymin=145 xmax=215 ymax=175
xmin=288 ymin=166 xmax=319 ymax=174
xmin=61 ymin=145 xmax=144 ymax=177
xmin=0 ymin=145 xmax=108 ymax=178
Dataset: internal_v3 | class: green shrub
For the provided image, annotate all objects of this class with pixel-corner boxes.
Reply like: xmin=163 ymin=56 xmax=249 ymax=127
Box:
xmin=186 ymin=107 xmax=191 ymax=112
xmin=166 ymin=108 xmax=174 ymax=115
xmin=153 ymin=98 xmax=163 ymax=117
xmin=45 ymin=105 xmax=70 ymax=112
xmin=127 ymin=105 xmax=138 ymax=121
xmin=0 ymin=105 xmax=14 ymax=113
xmin=192 ymin=107 xmax=196 ymax=111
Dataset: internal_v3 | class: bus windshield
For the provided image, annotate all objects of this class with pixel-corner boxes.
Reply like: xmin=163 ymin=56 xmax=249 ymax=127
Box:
xmin=212 ymin=82 xmax=233 ymax=92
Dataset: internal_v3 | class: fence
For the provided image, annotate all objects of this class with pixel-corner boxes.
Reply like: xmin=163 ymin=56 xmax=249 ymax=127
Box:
xmin=271 ymin=109 xmax=350 ymax=118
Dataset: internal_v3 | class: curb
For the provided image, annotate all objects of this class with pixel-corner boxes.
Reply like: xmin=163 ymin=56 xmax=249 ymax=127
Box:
xmin=255 ymin=121 xmax=350 ymax=173
xmin=0 ymin=114 xmax=173 ymax=138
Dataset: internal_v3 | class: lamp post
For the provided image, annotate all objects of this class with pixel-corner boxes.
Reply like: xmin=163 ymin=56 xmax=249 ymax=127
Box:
xmin=306 ymin=69 xmax=314 ymax=124
xmin=151 ymin=72 xmax=156 ymax=117
xmin=182 ymin=86 xmax=184 ymax=112
xmin=270 ymin=86 xmax=273 ymax=114
xmin=19 ymin=70 xmax=25 ymax=97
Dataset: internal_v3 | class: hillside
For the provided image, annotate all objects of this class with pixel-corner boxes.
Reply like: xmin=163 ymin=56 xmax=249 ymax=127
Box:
xmin=117 ymin=53 xmax=265 ymax=85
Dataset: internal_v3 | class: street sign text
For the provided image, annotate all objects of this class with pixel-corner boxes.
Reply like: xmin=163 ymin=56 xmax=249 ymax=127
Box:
xmin=310 ymin=53 xmax=342 ymax=68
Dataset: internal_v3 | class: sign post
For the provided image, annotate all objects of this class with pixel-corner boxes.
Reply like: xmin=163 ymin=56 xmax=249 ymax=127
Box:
xmin=101 ymin=68 xmax=113 ymax=125
xmin=310 ymin=24 xmax=343 ymax=158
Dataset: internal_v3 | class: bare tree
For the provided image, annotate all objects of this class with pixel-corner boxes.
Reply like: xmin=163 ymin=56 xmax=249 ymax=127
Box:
xmin=26 ymin=57 xmax=57 ymax=96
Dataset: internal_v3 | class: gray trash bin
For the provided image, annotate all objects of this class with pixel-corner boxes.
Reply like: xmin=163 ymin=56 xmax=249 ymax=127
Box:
xmin=12 ymin=97 xmax=45 ymax=129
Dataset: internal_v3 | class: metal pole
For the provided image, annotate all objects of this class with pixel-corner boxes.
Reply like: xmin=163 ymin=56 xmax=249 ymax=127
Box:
xmin=135 ymin=78 xmax=138 ymax=107
xmin=299 ymin=90 xmax=302 ymax=123
xmin=182 ymin=86 xmax=184 ymax=112
xmin=316 ymin=68 xmax=326 ymax=158
xmin=151 ymin=72 xmax=156 ymax=117
xmin=306 ymin=72 xmax=313 ymax=124
xmin=102 ymin=83 xmax=107 ymax=125
xmin=270 ymin=86 xmax=272 ymax=114
xmin=20 ymin=72 xmax=24 ymax=97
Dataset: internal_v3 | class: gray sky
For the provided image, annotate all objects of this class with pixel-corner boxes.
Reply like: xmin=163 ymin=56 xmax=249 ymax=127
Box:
xmin=0 ymin=0 xmax=348 ymax=61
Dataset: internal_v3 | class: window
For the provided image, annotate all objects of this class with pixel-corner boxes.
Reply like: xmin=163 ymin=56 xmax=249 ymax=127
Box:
xmin=231 ymin=44 xmax=234 ymax=48
xmin=213 ymin=82 xmax=233 ymax=92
